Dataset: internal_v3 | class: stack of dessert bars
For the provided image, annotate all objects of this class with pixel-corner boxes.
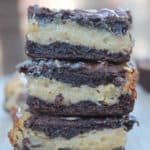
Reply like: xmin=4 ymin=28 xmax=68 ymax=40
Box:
xmin=9 ymin=5 xmax=137 ymax=150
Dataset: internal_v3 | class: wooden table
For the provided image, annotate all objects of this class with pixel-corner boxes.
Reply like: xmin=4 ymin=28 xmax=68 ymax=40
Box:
xmin=0 ymin=78 xmax=150 ymax=150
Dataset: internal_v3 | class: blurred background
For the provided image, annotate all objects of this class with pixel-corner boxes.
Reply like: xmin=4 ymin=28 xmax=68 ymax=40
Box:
xmin=0 ymin=0 xmax=150 ymax=76
xmin=0 ymin=1 xmax=150 ymax=149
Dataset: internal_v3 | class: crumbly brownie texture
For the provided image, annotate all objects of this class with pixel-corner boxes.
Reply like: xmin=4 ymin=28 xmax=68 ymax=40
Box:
xmin=9 ymin=112 xmax=137 ymax=150
xmin=28 ymin=5 xmax=132 ymax=35
xmin=26 ymin=40 xmax=131 ymax=63
xmin=18 ymin=60 xmax=135 ymax=88
xmin=24 ymin=114 xmax=136 ymax=139
xmin=27 ymin=94 xmax=135 ymax=117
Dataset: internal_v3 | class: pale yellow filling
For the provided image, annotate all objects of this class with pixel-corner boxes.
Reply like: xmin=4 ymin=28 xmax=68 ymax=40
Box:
xmin=28 ymin=20 xmax=132 ymax=52
xmin=27 ymin=76 xmax=128 ymax=105
xmin=24 ymin=129 xmax=126 ymax=150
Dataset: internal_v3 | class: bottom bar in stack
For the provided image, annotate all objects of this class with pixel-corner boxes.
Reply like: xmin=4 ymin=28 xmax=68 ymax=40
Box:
xmin=9 ymin=111 xmax=136 ymax=150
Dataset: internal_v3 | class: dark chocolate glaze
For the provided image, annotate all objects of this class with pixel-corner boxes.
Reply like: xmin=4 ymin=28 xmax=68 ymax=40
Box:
xmin=18 ymin=59 xmax=128 ymax=87
xmin=24 ymin=114 xmax=136 ymax=139
xmin=26 ymin=40 xmax=131 ymax=63
xmin=27 ymin=94 xmax=135 ymax=117
xmin=28 ymin=5 xmax=132 ymax=35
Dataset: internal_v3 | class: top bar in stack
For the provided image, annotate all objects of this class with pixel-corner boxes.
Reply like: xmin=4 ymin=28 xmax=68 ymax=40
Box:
xmin=26 ymin=5 xmax=133 ymax=63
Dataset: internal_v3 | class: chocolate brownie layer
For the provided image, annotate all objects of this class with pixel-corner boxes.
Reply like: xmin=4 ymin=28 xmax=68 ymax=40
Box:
xmin=28 ymin=5 xmax=132 ymax=35
xmin=24 ymin=114 xmax=136 ymax=139
xmin=9 ymin=111 xmax=136 ymax=150
xmin=18 ymin=60 xmax=134 ymax=88
xmin=10 ymin=125 xmax=127 ymax=150
xmin=27 ymin=94 xmax=134 ymax=117
xmin=26 ymin=40 xmax=131 ymax=63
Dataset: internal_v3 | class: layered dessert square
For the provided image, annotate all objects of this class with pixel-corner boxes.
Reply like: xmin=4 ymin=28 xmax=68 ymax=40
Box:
xmin=26 ymin=6 xmax=133 ymax=63
xmin=18 ymin=60 xmax=137 ymax=116
xmin=9 ymin=111 xmax=136 ymax=150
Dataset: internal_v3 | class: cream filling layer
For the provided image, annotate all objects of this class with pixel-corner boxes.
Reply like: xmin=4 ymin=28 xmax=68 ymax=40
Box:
xmin=28 ymin=20 xmax=132 ymax=52
xmin=15 ymin=126 xmax=126 ymax=150
xmin=27 ymin=76 xmax=130 ymax=105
